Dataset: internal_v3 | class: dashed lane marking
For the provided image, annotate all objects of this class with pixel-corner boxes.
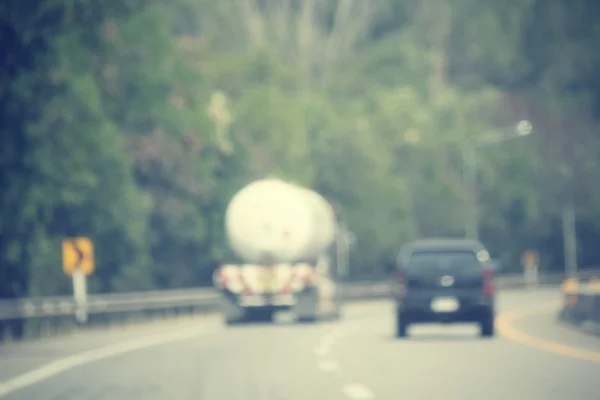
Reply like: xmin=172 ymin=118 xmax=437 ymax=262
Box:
xmin=341 ymin=383 xmax=375 ymax=399
xmin=318 ymin=360 xmax=339 ymax=372
xmin=314 ymin=344 xmax=331 ymax=357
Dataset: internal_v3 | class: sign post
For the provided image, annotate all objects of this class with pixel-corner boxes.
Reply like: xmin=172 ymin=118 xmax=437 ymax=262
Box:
xmin=521 ymin=250 xmax=539 ymax=288
xmin=62 ymin=237 xmax=94 ymax=323
xmin=72 ymin=269 xmax=87 ymax=323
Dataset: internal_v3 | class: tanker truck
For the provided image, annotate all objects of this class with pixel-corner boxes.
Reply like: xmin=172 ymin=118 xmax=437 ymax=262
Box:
xmin=213 ymin=178 xmax=349 ymax=324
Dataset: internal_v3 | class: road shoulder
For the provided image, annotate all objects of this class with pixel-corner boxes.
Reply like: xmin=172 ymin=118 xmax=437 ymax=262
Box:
xmin=496 ymin=302 xmax=600 ymax=362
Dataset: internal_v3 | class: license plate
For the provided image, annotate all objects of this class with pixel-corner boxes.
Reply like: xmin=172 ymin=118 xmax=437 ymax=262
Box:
xmin=431 ymin=297 xmax=459 ymax=312
xmin=240 ymin=295 xmax=268 ymax=306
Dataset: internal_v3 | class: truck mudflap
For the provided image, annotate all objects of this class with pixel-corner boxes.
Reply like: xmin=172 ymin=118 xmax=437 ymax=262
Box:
xmin=294 ymin=279 xmax=341 ymax=323
xmin=295 ymin=288 xmax=319 ymax=322
xmin=221 ymin=294 xmax=246 ymax=325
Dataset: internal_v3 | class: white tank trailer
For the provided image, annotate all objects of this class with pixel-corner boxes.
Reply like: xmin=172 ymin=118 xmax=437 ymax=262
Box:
xmin=213 ymin=178 xmax=348 ymax=324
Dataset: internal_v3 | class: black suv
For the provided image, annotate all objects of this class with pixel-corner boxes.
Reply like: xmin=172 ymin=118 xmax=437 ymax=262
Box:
xmin=393 ymin=239 xmax=498 ymax=338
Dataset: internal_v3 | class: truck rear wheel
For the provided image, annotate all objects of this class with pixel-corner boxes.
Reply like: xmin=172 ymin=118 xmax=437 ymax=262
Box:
xmin=296 ymin=315 xmax=317 ymax=323
xmin=225 ymin=317 xmax=243 ymax=326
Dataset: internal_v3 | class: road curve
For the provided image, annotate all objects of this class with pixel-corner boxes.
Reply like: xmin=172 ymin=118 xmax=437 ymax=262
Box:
xmin=0 ymin=288 xmax=599 ymax=400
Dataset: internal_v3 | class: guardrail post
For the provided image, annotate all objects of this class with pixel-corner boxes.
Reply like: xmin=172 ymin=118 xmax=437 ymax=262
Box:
xmin=524 ymin=265 xmax=538 ymax=288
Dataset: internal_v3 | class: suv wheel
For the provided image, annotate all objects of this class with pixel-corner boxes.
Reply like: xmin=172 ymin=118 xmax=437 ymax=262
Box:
xmin=396 ymin=314 xmax=409 ymax=338
xmin=479 ymin=312 xmax=495 ymax=337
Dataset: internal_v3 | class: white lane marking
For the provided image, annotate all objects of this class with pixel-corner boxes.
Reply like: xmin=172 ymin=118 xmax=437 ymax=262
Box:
xmin=314 ymin=344 xmax=331 ymax=357
xmin=332 ymin=328 xmax=346 ymax=337
xmin=320 ymin=334 xmax=337 ymax=347
xmin=341 ymin=384 xmax=375 ymax=399
xmin=318 ymin=329 xmax=342 ymax=351
xmin=318 ymin=360 xmax=339 ymax=371
xmin=0 ymin=323 xmax=220 ymax=398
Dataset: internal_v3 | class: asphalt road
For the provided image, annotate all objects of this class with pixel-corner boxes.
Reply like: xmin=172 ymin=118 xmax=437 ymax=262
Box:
xmin=0 ymin=288 xmax=599 ymax=400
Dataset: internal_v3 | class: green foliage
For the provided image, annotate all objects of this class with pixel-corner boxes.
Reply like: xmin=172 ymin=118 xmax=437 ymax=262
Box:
xmin=2 ymin=0 xmax=600 ymax=298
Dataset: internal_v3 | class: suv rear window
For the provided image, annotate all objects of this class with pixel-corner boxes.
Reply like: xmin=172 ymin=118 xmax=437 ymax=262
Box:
xmin=407 ymin=250 xmax=481 ymax=272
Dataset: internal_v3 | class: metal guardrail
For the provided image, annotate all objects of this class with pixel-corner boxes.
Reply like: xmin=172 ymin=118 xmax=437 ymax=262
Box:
xmin=2 ymin=269 xmax=600 ymax=321
xmin=0 ymin=289 xmax=218 ymax=320
xmin=342 ymin=269 xmax=600 ymax=300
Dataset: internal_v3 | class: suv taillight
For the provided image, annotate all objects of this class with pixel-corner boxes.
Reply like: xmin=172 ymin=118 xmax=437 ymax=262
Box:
xmin=395 ymin=270 xmax=406 ymax=284
xmin=482 ymin=269 xmax=494 ymax=296
xmin=394 ymin=270 xmax=407 ymax=299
